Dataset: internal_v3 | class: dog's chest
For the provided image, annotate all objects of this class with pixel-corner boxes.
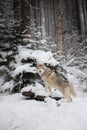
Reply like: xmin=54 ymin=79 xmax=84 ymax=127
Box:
xmin=42 ymin=75 xmax=58 ymax=87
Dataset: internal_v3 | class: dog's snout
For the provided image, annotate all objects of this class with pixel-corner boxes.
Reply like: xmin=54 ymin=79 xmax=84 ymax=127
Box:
xmin=39 ymin=70 xmax=41 ymax=72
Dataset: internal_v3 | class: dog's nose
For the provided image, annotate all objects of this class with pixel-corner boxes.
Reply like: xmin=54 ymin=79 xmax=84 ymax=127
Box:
xmin=39 ymin=70 xmax=41 ymax=72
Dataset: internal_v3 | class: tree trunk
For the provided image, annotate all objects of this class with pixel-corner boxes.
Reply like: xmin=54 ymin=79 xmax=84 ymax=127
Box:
xmin=40 ymin=0 xmax=46 ymax=38
xmin=78 ymin=0 xmax=86 ymax=37
xmin=56 ymin=0 xmax=63 ymax=54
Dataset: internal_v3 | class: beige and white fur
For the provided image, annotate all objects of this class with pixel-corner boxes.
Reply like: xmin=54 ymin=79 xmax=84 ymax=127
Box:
xmin=37 ymin=64 xmax=76 ymax=102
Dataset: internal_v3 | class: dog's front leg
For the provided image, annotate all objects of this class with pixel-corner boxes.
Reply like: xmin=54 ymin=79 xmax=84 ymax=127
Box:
xmin=45 ymin=85 xmax=53 ymax=96
xmin=45 ymin=85 xmax=49 ymax=92
xmin=44 ymin=83 xmax=50 ymax=93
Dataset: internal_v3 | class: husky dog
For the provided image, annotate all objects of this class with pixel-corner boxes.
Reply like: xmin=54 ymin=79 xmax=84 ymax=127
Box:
xmin=37 ymin=64 xmax=76 ymax=102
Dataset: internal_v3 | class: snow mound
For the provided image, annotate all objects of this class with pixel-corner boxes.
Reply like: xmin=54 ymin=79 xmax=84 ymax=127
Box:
xmin=21 ymin=82 xmax=63 ymax=97
xmin=17 ymin=45 xmax=58 ymax=65
xmin=0 ymin=80 xmax=14 ymax=92
xmin=21 ymin=82 xmax=50 ymax=97
xmin=13 ymin=64 xmax=36 ymax=76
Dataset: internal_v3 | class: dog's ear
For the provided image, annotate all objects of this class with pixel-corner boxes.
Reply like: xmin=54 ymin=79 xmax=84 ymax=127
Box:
xmin=36 ymin=64 xmax=39 ymax=68
xmin=37 ymin=64 xmax=46 ymax=69
xmin=37 ymin=64 xmax=42 ymax=68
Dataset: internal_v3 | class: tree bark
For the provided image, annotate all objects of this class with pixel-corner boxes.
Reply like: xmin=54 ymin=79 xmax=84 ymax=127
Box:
xmin=40 ymin=0 xmax=46 ymax=38
xmin=56 ymin=0 xmax=63 ymax=54
xmin=78 ymin=0 xmax=86 ymax=37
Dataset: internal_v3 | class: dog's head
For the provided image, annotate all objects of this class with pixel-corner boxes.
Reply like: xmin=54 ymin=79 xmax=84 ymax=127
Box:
xmin=36 ymin=64 xmax=46 ymax=76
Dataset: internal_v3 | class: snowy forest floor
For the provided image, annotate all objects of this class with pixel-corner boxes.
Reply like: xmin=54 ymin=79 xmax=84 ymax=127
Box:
xmin=0 ymin=90 xmax=87 ymax=130
xmin=0 ymin=45 xmax=87 ymax=130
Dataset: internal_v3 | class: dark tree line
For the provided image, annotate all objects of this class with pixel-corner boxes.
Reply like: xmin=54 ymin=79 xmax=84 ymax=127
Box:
xmin=0 ymin=0 xmax=87 ymax=52
xmin=20 ymin=0 xmax=87 ymax=53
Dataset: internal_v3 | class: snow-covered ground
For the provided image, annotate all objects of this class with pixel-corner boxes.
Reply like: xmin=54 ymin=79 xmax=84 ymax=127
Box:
xmin=0 ymin=45 xmax=87 ymax=130
xmin=0 ymin=92 xmax=87 ymax=130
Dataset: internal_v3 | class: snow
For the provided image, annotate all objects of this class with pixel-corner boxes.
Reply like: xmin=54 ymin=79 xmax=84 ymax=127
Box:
xmin=0 ymin=71 xmax=87 ymax=130
xmin=0 ymin=44 xmax=87 ymax=130
xmin=21 ymin=82 xmax=49 ymax=97
xmin=13 ymin=64 xmax=36 ymax=76
xmin=0 ymin=93 xmax=87 ymax=130
xmin=40 ymin=39 xmax=47 ymax=44
xmin=17 ymin=45 xmax=58 ymax=65
xmin=0 ymin=80 xmax=14 ymax=92
xmin=21 ymin=82 xmax=62 ymax=97
xmin=66 ymin=67 xmax=87 ymax=79
xmin=0 ymin=45 xmax=59 ymax=92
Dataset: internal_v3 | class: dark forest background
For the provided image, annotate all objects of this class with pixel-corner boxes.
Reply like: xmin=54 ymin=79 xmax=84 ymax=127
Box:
xmin=0 ymin=0 xmax=87 ymax=51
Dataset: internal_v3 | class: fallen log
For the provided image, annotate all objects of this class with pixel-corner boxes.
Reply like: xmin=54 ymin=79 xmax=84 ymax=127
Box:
xmin=22 ymin=90 xmax=63 ymax=101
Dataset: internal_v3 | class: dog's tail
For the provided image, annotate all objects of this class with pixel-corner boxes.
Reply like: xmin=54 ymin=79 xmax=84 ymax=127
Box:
xmin=70 ymin=83 xmax=76 ymax=97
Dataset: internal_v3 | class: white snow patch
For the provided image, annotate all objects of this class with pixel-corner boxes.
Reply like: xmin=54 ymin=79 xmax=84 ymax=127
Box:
xmin=13 ymin=64 xmax=36 ymax=76
xmin=21 ymin=82 xmax=50 ymax=97
xmin=66 ymin=67 xmax=87 ymax=78
xmin=0 ymin=80 xmax=14 ymax=92
xmin=17 ymin=45 xmax=58 ymax=65
xmin=0 ymin=93 xmax=87 ymax=130
xmin=40 ymin=39 xmax=47 ymax=44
